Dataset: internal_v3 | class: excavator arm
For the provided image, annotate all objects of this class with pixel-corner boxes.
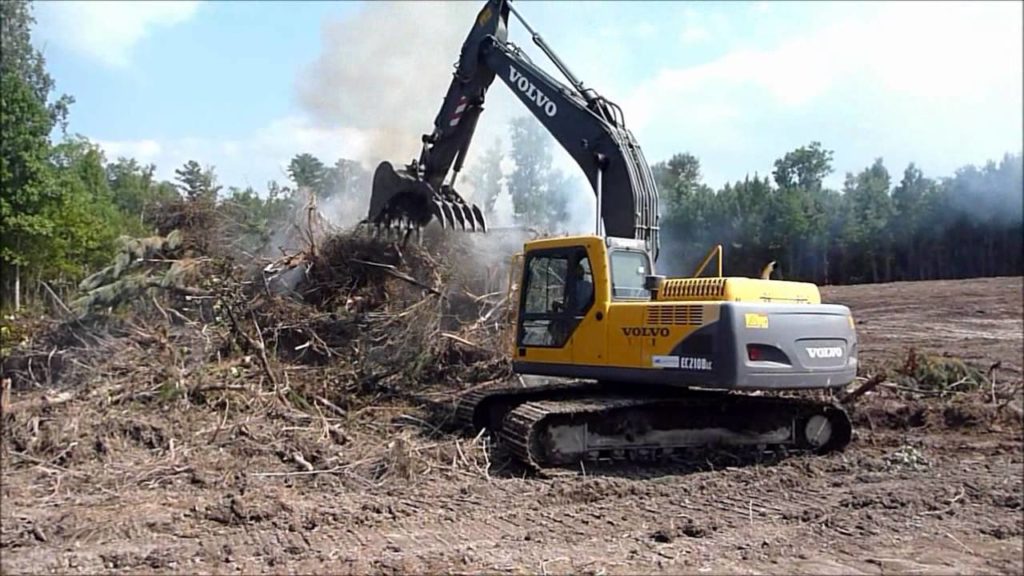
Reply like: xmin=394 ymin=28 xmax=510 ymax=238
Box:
xmin=365 ymin=0 xmax=660 ymax=259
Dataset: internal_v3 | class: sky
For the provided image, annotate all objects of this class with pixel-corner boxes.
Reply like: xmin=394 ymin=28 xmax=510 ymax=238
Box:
xmin=32 ymin=0 xmax=1023 ymax=198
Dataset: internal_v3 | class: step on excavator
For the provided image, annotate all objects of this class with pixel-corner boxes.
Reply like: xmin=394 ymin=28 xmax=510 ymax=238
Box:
xmin=364 ymin=0 xmax=856 ymax=469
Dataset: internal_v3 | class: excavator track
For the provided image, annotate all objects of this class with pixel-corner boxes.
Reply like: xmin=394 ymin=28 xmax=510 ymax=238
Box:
xmin=454 ymin=379 xmax=605 ymax=433
xmin=456 ymin=383 xmax=852 ymax=470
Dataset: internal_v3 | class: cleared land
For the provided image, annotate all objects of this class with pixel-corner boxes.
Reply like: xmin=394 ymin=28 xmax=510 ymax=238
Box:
xmin=2 ymin=276 xmax=1022 ymax=575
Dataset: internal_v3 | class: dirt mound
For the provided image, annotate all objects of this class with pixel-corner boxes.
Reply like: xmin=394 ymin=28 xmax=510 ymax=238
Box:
xmin=850 ymin=397 xmax=1022 ymax=432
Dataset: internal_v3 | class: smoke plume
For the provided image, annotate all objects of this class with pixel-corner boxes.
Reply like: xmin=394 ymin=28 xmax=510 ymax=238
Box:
xmin=293 ymin=0 xmax=600 ymax=278
xmin=297 ymin=1 xmax=483 ymax=167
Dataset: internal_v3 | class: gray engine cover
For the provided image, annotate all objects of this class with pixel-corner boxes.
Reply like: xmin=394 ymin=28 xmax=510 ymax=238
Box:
xmin=514 ymin=302 xmax=858 ymax=392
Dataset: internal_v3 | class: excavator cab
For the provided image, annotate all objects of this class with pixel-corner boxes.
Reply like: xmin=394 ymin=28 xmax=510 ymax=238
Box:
xmin=512 ymin=235 xmax=858 ymax=394
xmin=518 ymin=247 xmax=593 ymax=348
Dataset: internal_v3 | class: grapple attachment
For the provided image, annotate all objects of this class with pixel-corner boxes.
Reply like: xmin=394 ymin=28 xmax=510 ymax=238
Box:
xmin=366 ymin=161 xmax=487 ymax=233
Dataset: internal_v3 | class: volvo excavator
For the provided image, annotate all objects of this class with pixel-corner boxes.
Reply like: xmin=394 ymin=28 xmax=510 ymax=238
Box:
xmin=365 ymin=0 xmax=857 ymax=468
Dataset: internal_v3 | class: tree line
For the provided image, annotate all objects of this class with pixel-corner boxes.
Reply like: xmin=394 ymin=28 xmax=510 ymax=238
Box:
xmin=2 ymin=0 xmax=1020 ymax=312
xmin=649 ymin=145 xmax=1022 ymax=284
xmin=465 ymin=121 xmax=1022 ymax=286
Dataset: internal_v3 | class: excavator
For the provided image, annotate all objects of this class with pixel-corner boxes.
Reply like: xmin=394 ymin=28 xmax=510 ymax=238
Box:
xmin=365 ymin=0 xmax=857 ymax=468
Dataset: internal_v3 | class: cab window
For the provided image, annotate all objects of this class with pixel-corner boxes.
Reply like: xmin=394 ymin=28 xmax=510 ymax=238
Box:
xmin=518 ymin=248 xmax=592 ymax=348
xmin=610 ymin=249 xmax=651 ymax=300
xmin=523 ymin=255 xmax=568 ymax=315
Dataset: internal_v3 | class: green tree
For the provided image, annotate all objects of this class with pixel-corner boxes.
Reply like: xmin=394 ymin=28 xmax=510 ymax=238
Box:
xmin=890 ymin=163 xmax=932 ymax=280
xmin=46 ymin=137 xmax=124 ymax=284
xmin=652 ymin=152 xmax=704 ymax=222
xmin=219 ymin=185 xmax=271 ymax=256
xmin=288 ymin=153 xmax=327 ymax=197
xmin=0 ymin=72 xmax=55 ymax=309
xmin=507 ymin=116 xmax=550 ymax=227
xmin=767 ymin=142 xmax=835 ymax=280
xmin=544 ymin=169 xmax=573 ymax=233
xmin=0 ymin=0 xmax=77 ymax=309
xmin=841 ymin=158 xmax=894 ymax=282
xmin=322 ymin=157 xmax=368 ymax=201
xmin=106 ymin=157 xmax=164 ymax=232
xmin=265 ymin=179 xmax=296 ymax=227
xmin=772 ymin=142 xmax=833 ymax=192
xmin=718 ymin=175 xmax=774 ymax=278
xmin=174 ymin=160 xmax=221 ymax=202
xmin=0 ymin=0 xmax=73 ymax=132
xmin=650 ymin=153 xmax=717 ymax=275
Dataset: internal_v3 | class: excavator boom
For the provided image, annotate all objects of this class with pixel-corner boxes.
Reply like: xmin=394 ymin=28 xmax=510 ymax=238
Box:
xmin=365 ymin=0 xmax=660 ymax=259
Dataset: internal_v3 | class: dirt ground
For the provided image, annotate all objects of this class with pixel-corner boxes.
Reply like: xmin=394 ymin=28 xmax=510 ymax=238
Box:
xmin=2 ymin=276 xmax=1022 ymax=575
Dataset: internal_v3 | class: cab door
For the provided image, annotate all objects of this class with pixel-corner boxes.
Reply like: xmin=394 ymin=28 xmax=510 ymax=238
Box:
xmin=516 ymin=246 xmax=593 ymax=362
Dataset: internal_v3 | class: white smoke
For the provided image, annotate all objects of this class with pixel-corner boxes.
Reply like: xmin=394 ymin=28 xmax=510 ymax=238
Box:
xmin=318 ymin=187 xmax=367 ymax=230
xmin=297 ymin=1 xmax=501 ymax=168
xmin=562 ymin=177 xmax=598 ymax=235
xmin=293 ymin=0 xmax=599 ymax=274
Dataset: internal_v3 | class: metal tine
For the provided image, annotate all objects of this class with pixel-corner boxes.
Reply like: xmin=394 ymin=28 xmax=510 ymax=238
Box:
xmin=432 ymin=201 xmax=447 ymax=229
xmin=441 ymin=202 xmax=457 ymax=230
xmin=471 ymin=205 xmax=487 ymax=232
xmin=376 ymin=187 xmax=492 ymax=234
xmin=450 ymin=201 xmax=467 ymax=229
xmin=460 ymin=204 xmax=476 ymax=231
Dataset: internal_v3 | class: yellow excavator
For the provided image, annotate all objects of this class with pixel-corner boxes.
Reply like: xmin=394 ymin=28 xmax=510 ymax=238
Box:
xmin=365 ymin=0 xmax=856 ymax=468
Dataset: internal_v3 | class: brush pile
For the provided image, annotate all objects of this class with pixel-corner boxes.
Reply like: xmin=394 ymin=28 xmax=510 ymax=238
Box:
xmin=1 ymin=216 xmax=527 ymax=490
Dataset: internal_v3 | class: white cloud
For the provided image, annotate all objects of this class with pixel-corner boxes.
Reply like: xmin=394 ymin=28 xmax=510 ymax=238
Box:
xmin=677 ymin=7 xmax=738 ymax=47
xmin=35 ymin=1 xmax=200 ymax=68
xmin=96 ymin=115 xmax=372 ymax=190
xmin=680 ymin=23 xmax=711 ymax=45
xmin=99 ymin=139 xmax=163 ymax=164
xmin=624 ymin=1 xmax=1023 ymax=188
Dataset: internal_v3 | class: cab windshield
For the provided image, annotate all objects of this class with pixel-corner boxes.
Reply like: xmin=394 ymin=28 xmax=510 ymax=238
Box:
xmin=610 ymin=249 xmax=651 ymax=300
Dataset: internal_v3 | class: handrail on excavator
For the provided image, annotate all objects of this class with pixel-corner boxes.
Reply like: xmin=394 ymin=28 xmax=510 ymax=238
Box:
xmin=691 ymin=244 xmax=724 ymax=278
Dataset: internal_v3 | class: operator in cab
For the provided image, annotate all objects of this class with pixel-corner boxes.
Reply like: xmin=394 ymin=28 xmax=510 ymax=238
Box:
xmin=574 ymin=259 xmax=594 ymax=314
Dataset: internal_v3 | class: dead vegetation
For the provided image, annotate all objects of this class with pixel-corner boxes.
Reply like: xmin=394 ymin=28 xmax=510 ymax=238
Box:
xmin=840 ymin=345 xmax=1023 ymax=437
xmin=3 ymin=215 xmax=1018 ymax=491
xmin=888 ymin=348 xmax=990 ymax=394
xmin=0 ymin=219 xmax=1020 ymax=573
xmin=1 ymin=207 xmax=523 ymax=502
xmin=846 ymin=346 xmax=1019 ymax=406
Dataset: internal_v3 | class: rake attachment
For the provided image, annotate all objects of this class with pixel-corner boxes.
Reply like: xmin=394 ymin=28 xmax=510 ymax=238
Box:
xmin=365 ymin=161 xmax=487 ymax=236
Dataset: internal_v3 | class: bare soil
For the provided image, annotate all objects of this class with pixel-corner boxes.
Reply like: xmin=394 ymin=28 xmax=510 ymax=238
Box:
xmin=3 ymin=276 xmax=1022 ymax=575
